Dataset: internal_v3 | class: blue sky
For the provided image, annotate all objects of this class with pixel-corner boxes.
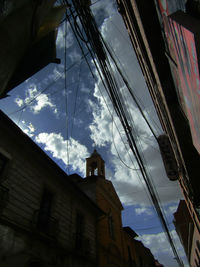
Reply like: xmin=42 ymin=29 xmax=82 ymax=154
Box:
xmin=0 ymin=0 xmax=188 ymax=266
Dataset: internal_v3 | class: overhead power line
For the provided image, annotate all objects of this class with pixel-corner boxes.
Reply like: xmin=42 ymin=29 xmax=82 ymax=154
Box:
xmin=66 ymin=1 xmax=183 ymax=266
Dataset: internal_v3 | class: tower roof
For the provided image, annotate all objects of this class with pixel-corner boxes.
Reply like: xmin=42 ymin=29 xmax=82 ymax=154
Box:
xmin=91 ymin=149 xmax=102 ymax=157
xmin=86 ymin=149 xmax=105 ymax=177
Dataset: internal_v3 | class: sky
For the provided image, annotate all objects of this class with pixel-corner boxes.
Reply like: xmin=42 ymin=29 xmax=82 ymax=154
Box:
xmin=0 ymin=0 xmax=188 ymax=266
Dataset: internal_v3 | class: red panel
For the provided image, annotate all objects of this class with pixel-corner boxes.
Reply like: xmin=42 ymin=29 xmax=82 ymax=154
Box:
xmin=157 ymin=0 xmax=200 ymax=154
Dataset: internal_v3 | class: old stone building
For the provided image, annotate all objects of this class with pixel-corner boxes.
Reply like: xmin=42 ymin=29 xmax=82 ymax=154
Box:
xmin=174 ymin=200 xmax=200 ymax=267
xmin=71 ymin=149 xmax=159 ymax=267
xmin=0 ymin=110 xmax=103 ymax=267
xmin=0 ymin=110 xmax=161 ymax=266
xmin=123 ymin=226 xmax=156 ymax=267
xmin=117 ymin=0 xmax=200 ymax=262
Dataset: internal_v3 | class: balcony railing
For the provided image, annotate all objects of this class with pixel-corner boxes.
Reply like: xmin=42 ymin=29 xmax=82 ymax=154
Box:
xmin=0 ymin=184 xmax=9 ymax=211
xmin=32 ymin=210 xmax=59 ymax=238
xmin=73 ymin=233 xmax=91 ymax=255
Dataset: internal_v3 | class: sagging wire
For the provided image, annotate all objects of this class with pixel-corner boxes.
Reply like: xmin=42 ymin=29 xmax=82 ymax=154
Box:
xmin=68 ymin=2 xmax=183 ymax=265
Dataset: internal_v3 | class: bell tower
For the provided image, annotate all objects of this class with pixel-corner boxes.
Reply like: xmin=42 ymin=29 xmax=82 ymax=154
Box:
xmin=86 ymin=149 xmax=105 ymax=177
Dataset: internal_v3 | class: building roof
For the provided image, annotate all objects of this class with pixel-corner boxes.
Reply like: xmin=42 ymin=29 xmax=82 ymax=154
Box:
xmin=0 ymin=110 xmax=103 ymax=215
xmin=123 ymin=226 xmax=138 ymax=238
xmin=86 ymin=148 xmax=105 ymax=161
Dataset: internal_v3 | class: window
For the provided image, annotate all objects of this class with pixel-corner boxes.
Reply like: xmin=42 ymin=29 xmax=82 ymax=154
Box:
xmin=108 ymin=214 xmax=115 ymax=240
xmin=0 ymin=152 xmax=9 ymax=181
xmin=128 ymin=245 xmax=134 ymax=267
xmin=0 ymin=184 xmax=9 ymax=211
xmin=37 ymin=189 xmax=53 ymax=233
xmin=75 ymin=212 xmax=85 ymax=249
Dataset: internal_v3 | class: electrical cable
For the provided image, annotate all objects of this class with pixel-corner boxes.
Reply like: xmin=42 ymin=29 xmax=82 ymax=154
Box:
xmin=8 ymin=76 xmax=61 ymax=116
xmin=68 ymin=3 xmax=183 ymax=265
xmin=64 ymin=16 xmax=70 ymax=172
xmin=68 ymin=1 xmax=165 ymax=241
xmin=8 ymin=53 xmax=89 ymax=117
xmin=101 ymin=37 xmax=158 ymax=140
xmin=111 ymin=111 xmax=139 ymax=171
xmin=70 ymin=61 xmax=82 ymax=139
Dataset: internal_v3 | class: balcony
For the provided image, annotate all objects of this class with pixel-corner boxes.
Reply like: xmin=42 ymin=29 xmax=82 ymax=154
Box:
xmin=0 ymin=184 xmax=9 ymax=211
xmin=73 ymin=233 xmax=91 ymax=255
xmin=32 ymin=210 xmax=59 ymax=238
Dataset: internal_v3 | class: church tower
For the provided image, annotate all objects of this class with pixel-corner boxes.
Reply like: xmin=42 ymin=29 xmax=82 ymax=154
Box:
xmin=86 ymin=149 xmax=105 ymax=177
xmin=84 ymin=149 xmax=125 ymax=266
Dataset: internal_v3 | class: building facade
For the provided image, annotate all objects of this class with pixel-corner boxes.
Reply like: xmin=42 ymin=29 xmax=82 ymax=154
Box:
xmin=0 ymin=110 xmax=102 ymax=267
xmin=123 ymin=226 xmax=157 ymax=267
xmin=174 ymin=200 xmax=200 ymax=267
xmin=0 ymin=109 xmax=162 ymax=266
xmin=71 ymin=150 xmax=161 ymax=267
xmin=116 ymin=0 xmax=200 ymax=245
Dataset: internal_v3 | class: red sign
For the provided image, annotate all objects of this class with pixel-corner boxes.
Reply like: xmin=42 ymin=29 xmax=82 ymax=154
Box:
xmin=157 ymin=0 xmax=200 ymax=154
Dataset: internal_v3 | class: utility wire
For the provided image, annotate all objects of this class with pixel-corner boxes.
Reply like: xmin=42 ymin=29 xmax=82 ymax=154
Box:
xmin=68 ymin=2 xmax=183 ymax=266
xmin=8 ymin=53 xmax=89 ymax=117
xmin=64 ymin=16 xmax=70 ymax=172
xmin=70 ymin=61 xmax=82 ymax=139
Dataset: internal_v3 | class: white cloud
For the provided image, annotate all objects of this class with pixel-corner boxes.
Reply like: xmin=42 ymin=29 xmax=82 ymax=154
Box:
xmin=168 ymin=205 xmax=178 ymax=214
xmin=91 ymin=0 xmax=116 ymax=24
xmin=35 ymin=132 xmax=89 ymax=175
xmin=164 ymin=203 xmax=180 ymax=216
xmin=15 ymin=84 xmax=57 ymax=115
xmin=80 ymin=83 xmax=90 ymax=94
xmin=52 ymin=65 xmax=65 ymax=80
xmin=135 ymin=206 xmax=153 ymax=216
xmin=30 ymin=93 xmax=56 ymax=114
xmin=56 ymin=22 xmax=74 ymax=49
xmin=20 ymin=120 xmax=35 ymax=138
xmin=88 ymin=63 xmax=183 ymax=206
xmin=15 ymin=97 xmax=23 ymax=107
xmin=138 ymin=230 xmax=189 ymax=267
xmin=68 ymin=50 xmax=82 ymax=63
xmin=86 ymin=7 xmax=183 ymax=208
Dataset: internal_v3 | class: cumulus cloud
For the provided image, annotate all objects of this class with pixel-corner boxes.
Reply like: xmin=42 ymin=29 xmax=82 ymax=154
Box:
xmin=20 ymin=120 xmax=35 ymax=138
xmin=15 ymin=98 xmax=23 ymax=107
xmin=83 ymin=7 xmax=186 ymax=265
xmin=35 ymin=132 xmax=89 ymax=175
xmin=138 ymin=230 xmax=189 ymax=267
xmin=87 ymin=3 xmax=183 ymax=208
xmin=80 ymin=83 xmax=91 ymax=94
xmin=135 ymin=206 xmax=153 ymax=216
xmin=15 ymin=84 xmax=57 ymax=115
xmin=91 ymin=0 xmax=117 ymax=25
xmin=68 ymin=50 xmax=82 ymax=63
xmin=88 ymin=57 xmax=182 ymax=206
xmin=56 ymin=22 xmax=74 ymax=49
xmin=7 ymin=2 xmax=186 ymax=266
xmin=164 ymin=202 xmax=180 ymax=216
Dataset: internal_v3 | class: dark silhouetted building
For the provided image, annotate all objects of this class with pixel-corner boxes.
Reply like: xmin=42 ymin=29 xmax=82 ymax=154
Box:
xmin=174 ymin=200 xmax=200 ymax=267
xmin=117 ymin=0 xmax=200 ymax=246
